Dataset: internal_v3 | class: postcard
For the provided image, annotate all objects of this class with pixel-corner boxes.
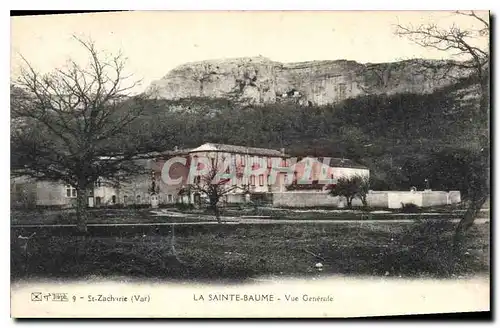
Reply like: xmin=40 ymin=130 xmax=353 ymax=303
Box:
xmin=10 ymin=10 xmax=490 ymax=318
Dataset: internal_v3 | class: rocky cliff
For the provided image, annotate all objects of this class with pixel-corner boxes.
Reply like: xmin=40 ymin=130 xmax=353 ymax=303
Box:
xmin=145 ymin=56 xmax=474 ymax=106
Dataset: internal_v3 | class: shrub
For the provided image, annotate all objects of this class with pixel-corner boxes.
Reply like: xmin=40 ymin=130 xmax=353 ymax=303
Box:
xmin=127 ymin=204 xmax=151 ymax=209
xmin=101 ymin=204 xmax=125 ymax=209
xmin=328 ymin=175 xmax=369 ymax=208
xmin=175 ymin=203 xmax=195 ymax=211
xmin=400 ymin=202 xmax=420 ymax=213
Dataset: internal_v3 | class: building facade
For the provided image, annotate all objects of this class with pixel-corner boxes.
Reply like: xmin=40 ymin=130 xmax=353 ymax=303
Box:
xmin=152 ymin=143 xmax=293 ymax=205
xmin=10 ymin=143 xmax=371 ymax=208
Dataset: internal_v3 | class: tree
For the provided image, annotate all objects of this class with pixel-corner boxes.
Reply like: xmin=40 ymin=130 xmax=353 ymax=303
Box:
xmin=11 ymin=36 xmax=148 ymax=232
xmin=356 ymin=175 xmax=370 ymax=207
xmin=183 ymin=154 xmax=244 ymax=223
xmin=328 ymin=175 xmax=370 ymax=208
xmin=395 ymin=11 xmax=490 ymax=241
xmin=328 ymin=176 xmax=359 ymax=209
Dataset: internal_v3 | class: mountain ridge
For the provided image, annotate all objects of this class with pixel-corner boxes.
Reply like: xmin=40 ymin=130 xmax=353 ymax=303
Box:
xmin=145 ymin=56 xmax=474 ymax=106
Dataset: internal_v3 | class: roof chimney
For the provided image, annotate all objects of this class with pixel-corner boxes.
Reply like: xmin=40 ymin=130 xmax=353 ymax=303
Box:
xmin=174 ymin=146 xmax=179 ymax=151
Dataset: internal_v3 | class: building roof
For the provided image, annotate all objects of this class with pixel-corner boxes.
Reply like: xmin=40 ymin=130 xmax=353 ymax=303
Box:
xmin=159 ymin=148 xmax=193 ymax=156
xmin=188 ymin=143 xmax=285 ymax=157
xmin=298 ymin=156 xmax=368 ymax=169
xmin=325 ymin=157 xmax=368 ymax=169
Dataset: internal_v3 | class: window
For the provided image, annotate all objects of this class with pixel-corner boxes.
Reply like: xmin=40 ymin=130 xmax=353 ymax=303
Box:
xmin=250 ymin=175 xmax=256 ymax=186
xmin=168 ymin=194 xmax=173 ymax=203
xmin=124 ymin=195 xmax=128 ymax=204
xmin=267 ymin=158 xmax=272 ymax=168
xmin=112 ymin=195 xmax=116 ymax=204
xmin=65 ymin=185 xmax=77 ymax=198
xmin=259 ymin=174 xmax=265 ymax=186
xmin=95 ymin=178 xmax=102 ymax=188
xmin=136 ymin=195 xmax=141 ymax=203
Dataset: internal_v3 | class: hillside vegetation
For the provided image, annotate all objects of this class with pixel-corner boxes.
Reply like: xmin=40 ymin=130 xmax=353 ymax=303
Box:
xmin=130 ymin=75 xmax=485 ymax=198
xmin=12 ymin=74 xmax=486 ymax=200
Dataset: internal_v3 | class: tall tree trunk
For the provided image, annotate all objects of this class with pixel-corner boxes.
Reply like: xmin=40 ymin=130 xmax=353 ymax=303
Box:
xmin=210 ymin=197 xmax=221 ymax=224
xmin=346 ymin=197 xmax=353 ymax=209
xmin=480 ymin=85 xmax=489 ymax=120
xmin=76 ymin=185 xmax=89 ymax=233
xmin=214 ymin=205 xmax=221 ymax=224
xmin=479 ymin=73 xmax=489 ymax=123
xmin=454 ymin=193 xmax=488 ymax=248
xmin=74 ymin=184 xmax=90 ymax=264
xmin=361 ymin=195 xmax=368 ymax=207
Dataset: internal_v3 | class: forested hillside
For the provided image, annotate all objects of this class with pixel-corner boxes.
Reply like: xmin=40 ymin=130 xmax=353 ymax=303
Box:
xmin=124 ymin=74 xmax=486 ymax=197
xmin=12 ymin=74 xmax=486 ymax=199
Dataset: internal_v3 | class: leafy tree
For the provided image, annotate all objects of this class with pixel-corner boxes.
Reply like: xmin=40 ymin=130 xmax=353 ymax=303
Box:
xmin=328 ymin=175 xmax=370 ymax=208
xmin=328 ymin=176 xmax=359 ymax=208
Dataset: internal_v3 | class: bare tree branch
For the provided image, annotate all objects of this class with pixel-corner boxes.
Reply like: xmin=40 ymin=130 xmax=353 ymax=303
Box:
xmin=395 ymin=11 xmax=490 ymax=240
xmin=11 ymin=35 xmax=148 ymax=231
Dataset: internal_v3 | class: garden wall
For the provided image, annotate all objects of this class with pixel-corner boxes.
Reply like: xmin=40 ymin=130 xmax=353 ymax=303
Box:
xmin=387 ymin=192 xmax=423 ymax=208
xmin=272 ymin=191 xmax=337 ymax=207
xmin=271 ymin=190 xmax=461 ymax=208
xmin=422 ymin=191 xmax=449 ymax=207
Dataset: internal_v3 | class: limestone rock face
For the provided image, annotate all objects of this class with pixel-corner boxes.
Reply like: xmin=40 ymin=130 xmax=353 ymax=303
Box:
xmin=145 ymin=56 xmax=472 ymax=106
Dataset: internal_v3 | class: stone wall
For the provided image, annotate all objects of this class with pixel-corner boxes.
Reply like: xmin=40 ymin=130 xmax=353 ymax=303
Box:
xmin=448 ymin=191 xmax=462 ymax=204
xmin=271 ymin=190 xmax=461 ymax=208
xmin=387 ymin=192 xmax=423 ymax=208
xmin=365 ymin=192 xmax=389 ymax=208
xmin=422 ymin=191 xmax=449 ymax=207
xmin=272 ymin=191 xmax=337 ymax=207
xmin=226 ymin=194 xmax=244 ymax=204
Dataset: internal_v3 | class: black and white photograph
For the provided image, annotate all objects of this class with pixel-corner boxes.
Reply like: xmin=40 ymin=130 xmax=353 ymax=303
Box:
xmin=9 ymin=10 xmax=490 ymax=318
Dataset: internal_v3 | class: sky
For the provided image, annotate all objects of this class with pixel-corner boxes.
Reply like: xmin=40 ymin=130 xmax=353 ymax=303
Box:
xmin=10 ymin=10 xmax=489 ymax=94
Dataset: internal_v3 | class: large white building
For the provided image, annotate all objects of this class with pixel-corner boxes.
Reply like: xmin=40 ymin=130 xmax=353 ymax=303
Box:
xmin=10 ymin=143 xmax=371 ymax=208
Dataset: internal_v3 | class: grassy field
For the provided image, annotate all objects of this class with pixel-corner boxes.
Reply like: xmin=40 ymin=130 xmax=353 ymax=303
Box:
xmin=10 ymin=205 xmax=489 ymax=226
xmin=11 ymin=219 xmax=490 ymax=283
xmin=10 ymin=208 xmax=219 ymax=225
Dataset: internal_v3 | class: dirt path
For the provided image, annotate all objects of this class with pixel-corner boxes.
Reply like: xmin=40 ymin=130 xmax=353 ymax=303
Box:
xmin=11 ymin=217 xmax=489 ymax=228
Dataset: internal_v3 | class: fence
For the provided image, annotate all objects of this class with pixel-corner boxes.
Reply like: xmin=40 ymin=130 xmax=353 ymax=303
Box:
xmin=271 ymin=190 xmax=461 ymax=208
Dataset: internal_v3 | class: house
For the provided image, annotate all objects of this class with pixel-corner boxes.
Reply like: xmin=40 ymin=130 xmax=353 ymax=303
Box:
xmin=10 ymin=142 xmax=372 ymax=208
xmin=10 ymin=154 xmax=159 ymax=208
xmin=294 ymin=157 xmax=369 ymax=183
xmin=10 ymin=175 xmax=120 ymax=208
xmin=152 ymin=143 xmax=293 ymax=205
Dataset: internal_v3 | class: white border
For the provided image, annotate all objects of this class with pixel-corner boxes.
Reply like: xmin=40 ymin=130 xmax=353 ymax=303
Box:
xmin=3 ymin=1 xmax=497 ymax=327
